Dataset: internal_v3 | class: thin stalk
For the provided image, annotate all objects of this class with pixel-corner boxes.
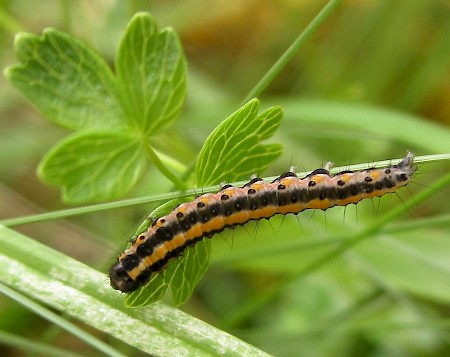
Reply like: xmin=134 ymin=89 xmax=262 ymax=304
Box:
xmin=0 ymin=153 xmax=446 ymax=227
xmin=144 ymin=142 xmax=188 ymax=191
xmin=242 ymin=0 xmax=343 ymax=103
xmin=0 ymin=8 xmax=23 ymax=34
xmin=0 ymin=190 xmax=196 ymax=227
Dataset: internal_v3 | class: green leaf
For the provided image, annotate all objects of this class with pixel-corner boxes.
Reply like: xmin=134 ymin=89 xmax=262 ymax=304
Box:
xmin=38 ymin=131 xmax=146 ymax=203
xmin=5 ymin=29 xmax=126 ymax=131
xmin=125 ymin=273 xmax=168 ymax=307
xmin=195 ymin=98 xmax=283 ymax=186
xmin=116 ymin=12 xmax=187 ymax=135
xmin=5 ymin=13 xmax=189 ymax=204
xmin=165 ymin=239 xmax=211 ymax=305
xmin=125 ymin=240 xmax=211 ymax=307
xmin=0 ymin=225 xmax=271 ymax=356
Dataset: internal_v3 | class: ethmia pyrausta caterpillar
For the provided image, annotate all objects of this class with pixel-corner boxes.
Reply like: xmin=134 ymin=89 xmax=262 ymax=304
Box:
xmin=109 ymin=152 xmax=416 ymax=293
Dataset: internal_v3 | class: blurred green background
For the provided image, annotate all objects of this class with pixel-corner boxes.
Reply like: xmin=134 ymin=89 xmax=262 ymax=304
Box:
xmin=0 ymin=0 xmax=449 ymax=356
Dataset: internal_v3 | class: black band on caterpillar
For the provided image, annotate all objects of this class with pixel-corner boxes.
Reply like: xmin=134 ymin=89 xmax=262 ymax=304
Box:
xmin=109 ymin=152 xmax=416 ymax=293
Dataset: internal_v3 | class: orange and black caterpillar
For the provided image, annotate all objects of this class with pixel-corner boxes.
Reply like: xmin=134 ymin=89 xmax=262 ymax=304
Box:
xmin=109 ymin=152 xmax=416 ymax=293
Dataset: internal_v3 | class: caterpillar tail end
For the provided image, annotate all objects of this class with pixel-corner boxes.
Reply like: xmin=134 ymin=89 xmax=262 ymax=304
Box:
xmin=396 ymin=151 xmax=416 ymax=173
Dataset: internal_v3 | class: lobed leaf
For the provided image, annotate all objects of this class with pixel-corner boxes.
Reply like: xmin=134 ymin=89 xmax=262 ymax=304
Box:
xmin=116 ymin=13 xmax=187 ymax=135
xmin=164 ymin=238 xmax=212 ymax=306
xmin=195 ymin=98 xmax=283 ymax=186
xmin=38 ymin=131 xmax=147 ymax=203
xmin=5 ymin=29 xmax=126 ymax=131
xmin=5 ymin=13 xmax=188 ymax=204
xmin=125 ymin=273 xmax=168 ymax=307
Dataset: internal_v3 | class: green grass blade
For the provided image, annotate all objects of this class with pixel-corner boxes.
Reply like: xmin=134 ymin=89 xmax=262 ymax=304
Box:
xmin=0 ymin=225 xmax=271 ymax=357
xmin=0 ymin=284 xmax=124 ymax=357
xmin=0 ymin=329 xmax=84 ymax=357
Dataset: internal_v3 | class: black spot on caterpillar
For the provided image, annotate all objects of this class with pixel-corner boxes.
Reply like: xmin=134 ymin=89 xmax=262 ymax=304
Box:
xmin=109 ymin=152 xmax=416 ymax=293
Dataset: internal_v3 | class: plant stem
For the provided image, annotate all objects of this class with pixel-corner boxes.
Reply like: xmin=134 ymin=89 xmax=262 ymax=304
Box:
xmin=1 ymin=153 xmax=446 ymax=227
xmin=0 ymin=8 xmax=23 ymax=34
xmin=242 ymin=0 xmax=343 ymax=103
xmin=144 ymin=141 xmax=188 ymax=191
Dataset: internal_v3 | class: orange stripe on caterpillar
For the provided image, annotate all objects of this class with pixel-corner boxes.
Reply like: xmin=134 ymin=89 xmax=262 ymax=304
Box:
xmin=109 ymin=152 xmax=416 ymax=293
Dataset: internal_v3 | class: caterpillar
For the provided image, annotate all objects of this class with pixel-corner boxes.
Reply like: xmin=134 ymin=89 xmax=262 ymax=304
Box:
xmin=109 ymin=152 xmax=416 ymax=293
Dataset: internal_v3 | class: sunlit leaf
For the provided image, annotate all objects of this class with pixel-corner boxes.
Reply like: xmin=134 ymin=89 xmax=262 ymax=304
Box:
xmin=5 ymin=30 xmax=126 ymax=131
xmin=116 ymin=13 xmax=187 ymax=135
xmin=196 ymin=98 xmax=283 ymax=186
xmin=38 ymin=131 xmax=146 ymax=203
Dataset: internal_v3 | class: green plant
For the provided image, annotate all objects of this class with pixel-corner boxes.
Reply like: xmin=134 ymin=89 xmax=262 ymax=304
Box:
xmin=6 ymin=13 xmax=187 ymax=204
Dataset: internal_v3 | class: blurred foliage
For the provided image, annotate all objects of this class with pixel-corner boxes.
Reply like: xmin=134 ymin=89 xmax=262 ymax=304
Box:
xmin=0 ymin=0 xmax=449 ymax=356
